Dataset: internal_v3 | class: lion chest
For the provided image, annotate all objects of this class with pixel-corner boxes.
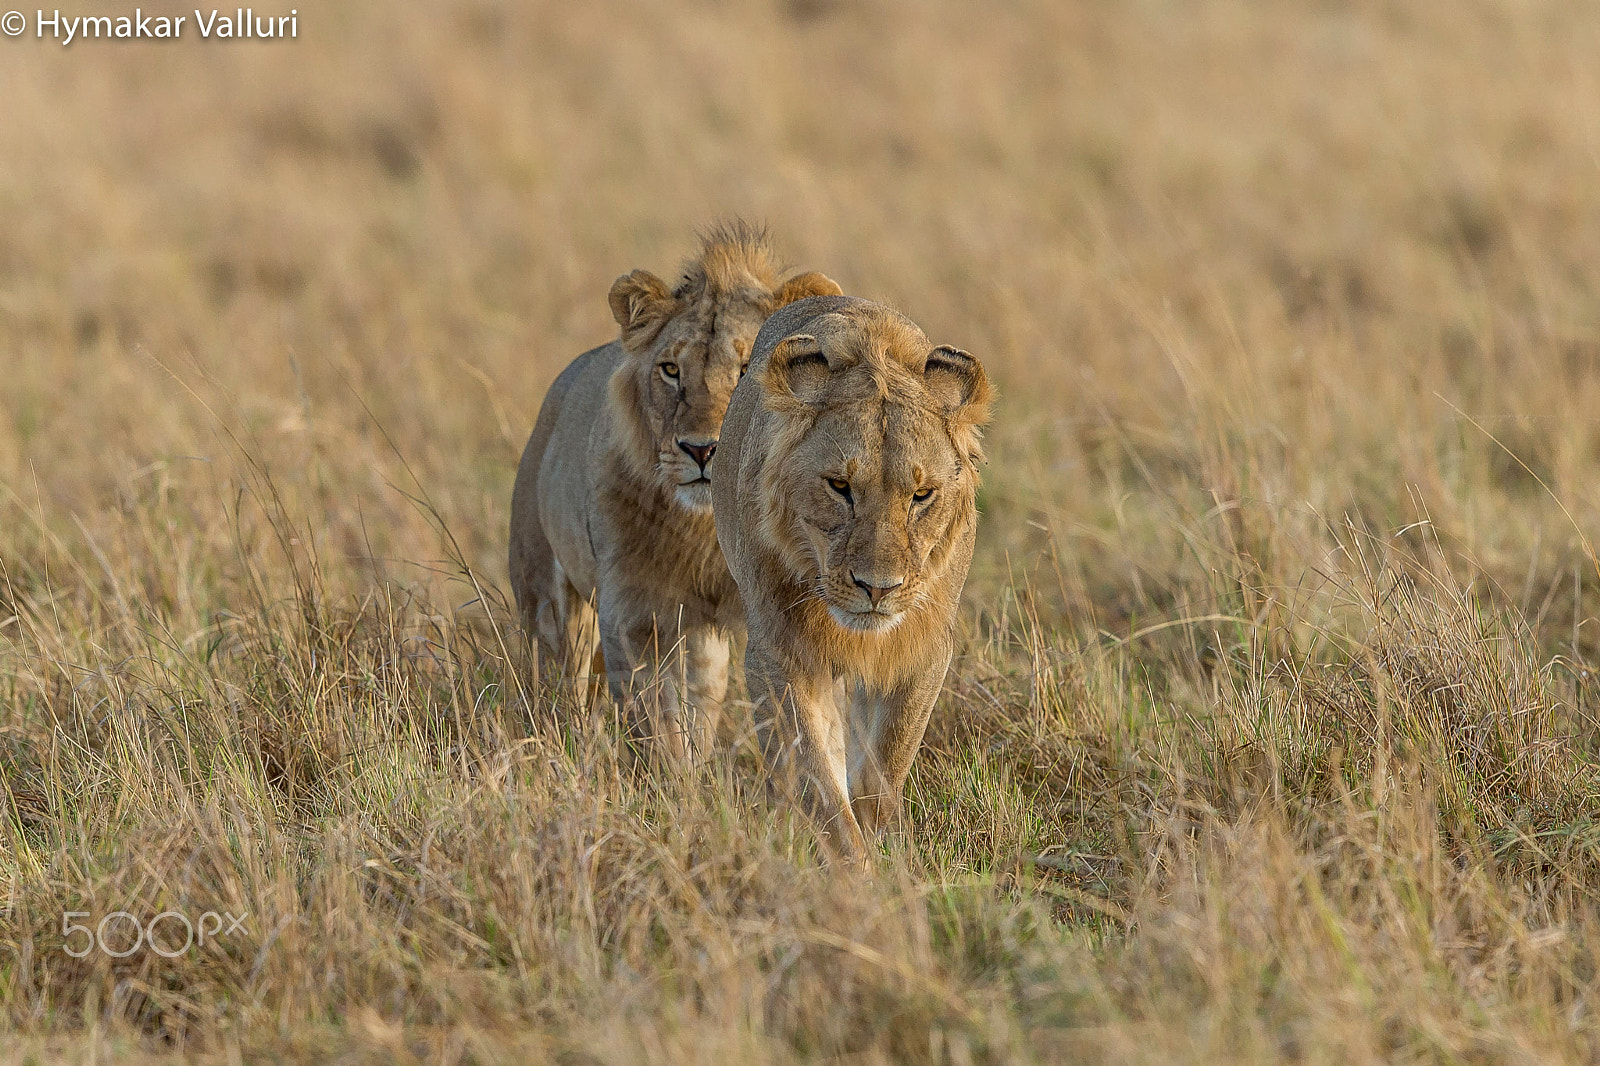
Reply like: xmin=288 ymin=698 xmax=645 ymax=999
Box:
xmin=595 ymin=477 xmax=737 ymax=626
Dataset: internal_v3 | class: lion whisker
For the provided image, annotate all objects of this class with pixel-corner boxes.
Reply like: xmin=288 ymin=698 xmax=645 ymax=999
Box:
xmin=780 ymin=583 xmax=823 ymax=615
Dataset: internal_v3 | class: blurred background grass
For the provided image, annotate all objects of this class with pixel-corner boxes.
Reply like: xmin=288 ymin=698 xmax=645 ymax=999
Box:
xmin=4 ymin=0 xmax=1600 ymax=1061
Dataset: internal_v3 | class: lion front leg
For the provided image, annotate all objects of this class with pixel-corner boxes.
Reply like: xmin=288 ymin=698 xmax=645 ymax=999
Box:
xmin=847 ymin=657 xmax=949 ymax=839
xmin=746 ymin=650 xmax=867 ymax=861
xmin=629 ymin=620 xmax=731 ymax=766
xmin=599 ymin=610 xmax=669 ymax=763
xmin=680 ymin=625 xmax=731 ymax=763
xmin=599 ymin=605 xmax=716 ymax=767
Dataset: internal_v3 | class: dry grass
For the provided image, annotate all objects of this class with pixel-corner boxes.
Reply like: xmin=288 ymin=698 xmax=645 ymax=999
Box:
xmin=4 ymin=0 xmax=1600 ymax=1060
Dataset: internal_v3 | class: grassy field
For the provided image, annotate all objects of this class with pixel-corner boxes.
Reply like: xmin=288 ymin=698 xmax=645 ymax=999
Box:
xmin=5 ymin=0 xmax=1600 ymax=1060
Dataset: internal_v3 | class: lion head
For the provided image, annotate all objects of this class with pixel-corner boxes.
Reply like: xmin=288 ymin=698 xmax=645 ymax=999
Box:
xmin=751 ymin=300 xmax=992 ymax=636
xmin=606 ymin=222 xmax=841 ymax=512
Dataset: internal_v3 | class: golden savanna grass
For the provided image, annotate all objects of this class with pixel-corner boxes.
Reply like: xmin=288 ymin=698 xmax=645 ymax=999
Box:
xmin=4 ymin=0 xmax=1600 ymax=1060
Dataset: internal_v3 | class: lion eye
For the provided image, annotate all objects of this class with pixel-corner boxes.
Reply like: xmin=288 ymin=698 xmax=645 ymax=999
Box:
xmin=912 ymin=487 xmax=935 ymax=503
xmin=826 ymin=477 xmax=852 ymax=499
xmin=739 ymin=363 xmax=749 ymax=379
xmin=659 ymin=362 xmax=680 ymax=381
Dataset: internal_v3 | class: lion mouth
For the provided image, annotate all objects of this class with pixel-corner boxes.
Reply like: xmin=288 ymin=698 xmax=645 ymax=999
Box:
xmin=827 ymin=605 xmax=904 ymax=633
xmin=672 ymin=479 xmax=714 ymax=512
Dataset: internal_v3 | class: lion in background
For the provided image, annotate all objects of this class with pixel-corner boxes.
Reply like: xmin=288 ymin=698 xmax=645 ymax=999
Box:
xmin=712 ymin=295 xmax=992 ymax=859
xmin=508 ymin=223 xmax=841 ymax=761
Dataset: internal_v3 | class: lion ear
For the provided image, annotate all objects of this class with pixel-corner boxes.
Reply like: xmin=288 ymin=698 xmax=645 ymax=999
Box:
xmin=762 ymin=334 xmax=833 ymax=410
xmin=608 ymin=269 xmax=677 ymax=351
xmin=771 ymin=270 xmax=843 ymax=309
xmin=924 ymin=345 xmax=992 ymax=429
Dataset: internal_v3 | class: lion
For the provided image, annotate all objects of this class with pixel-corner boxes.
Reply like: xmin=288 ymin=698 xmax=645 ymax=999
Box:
xmin=508 ymin=223 xmax=841 ymax=762
xmin=712 ymin=294 xmax=993 ymax=859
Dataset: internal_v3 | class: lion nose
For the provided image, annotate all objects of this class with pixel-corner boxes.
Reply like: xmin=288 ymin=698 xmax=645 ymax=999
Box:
xmin=851 ymin=572 xmax=905 ymax=607
xmin=678 ymin=439 xmax=717 ymax=473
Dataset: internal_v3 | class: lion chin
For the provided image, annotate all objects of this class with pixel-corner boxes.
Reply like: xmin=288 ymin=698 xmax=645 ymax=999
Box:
xmin=673 ymin=479 xmax=714 ymax=512
xmin=827 ymin=605 xmax=906 ymax=633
